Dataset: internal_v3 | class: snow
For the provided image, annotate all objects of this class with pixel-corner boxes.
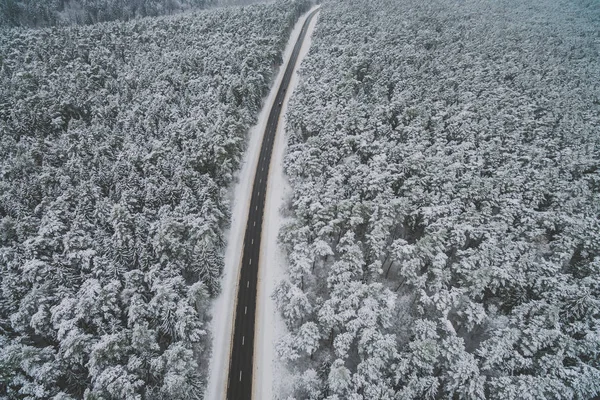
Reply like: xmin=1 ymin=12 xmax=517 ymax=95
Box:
xmin=254 ymin=7 xmax=321 ymax=399
xmin=204 ymin=6 xmax=320 ymax=400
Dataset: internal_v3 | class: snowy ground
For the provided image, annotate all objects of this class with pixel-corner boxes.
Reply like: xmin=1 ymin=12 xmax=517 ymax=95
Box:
xmin=254 ymin=8 xmax=321 ymax=399
xmin=204 ymin=6 xmax=320 ymax=400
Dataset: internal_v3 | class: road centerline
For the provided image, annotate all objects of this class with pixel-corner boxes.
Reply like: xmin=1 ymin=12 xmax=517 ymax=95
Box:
xmin=225 ymin=9 xmax=320 ymax=400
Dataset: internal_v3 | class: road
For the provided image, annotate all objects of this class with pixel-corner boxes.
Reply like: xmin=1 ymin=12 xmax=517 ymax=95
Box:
xmin=225 ymin=8 xmax=319 ymax=400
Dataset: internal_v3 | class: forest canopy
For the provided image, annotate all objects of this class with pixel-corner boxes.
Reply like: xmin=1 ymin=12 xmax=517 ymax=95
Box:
xmin=1 ymin=0 xmax=217 ymax=28
xmin=277 ymin=0 xmax=600 ymax=398
xmin=0 ymin=1 xmax=309 ymax=398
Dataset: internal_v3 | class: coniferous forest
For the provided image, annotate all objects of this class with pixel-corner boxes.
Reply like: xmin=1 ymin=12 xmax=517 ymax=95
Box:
xmin=278 ymin=0 xmax=600 ymax=398
xmin=1 ymin=0 xmax=599 ymax=398
xmin=0 ymin=1 xmax=309 ymax=398
xmin=0 ymin=0 xmax=214 ymax=28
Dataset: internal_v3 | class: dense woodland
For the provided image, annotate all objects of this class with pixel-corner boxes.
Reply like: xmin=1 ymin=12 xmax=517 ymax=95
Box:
xmin=278 ymin=0 xmax=600 ymax=398
xmin=0 ymin=0 xmax=220 ymax=28
xmin=0 ymin=1 xmax=310 ymax=398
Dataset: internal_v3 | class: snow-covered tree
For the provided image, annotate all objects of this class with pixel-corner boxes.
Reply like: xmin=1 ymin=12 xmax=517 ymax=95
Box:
xmin=276 ymin=0 xmax=600 ymax=398
xmin=0 ymin=1 xmax=310 ymax=396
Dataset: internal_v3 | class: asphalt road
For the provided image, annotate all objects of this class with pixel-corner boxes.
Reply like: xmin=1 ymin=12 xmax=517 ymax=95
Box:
xmin=225 ymin=8 xmax=319 ymax=400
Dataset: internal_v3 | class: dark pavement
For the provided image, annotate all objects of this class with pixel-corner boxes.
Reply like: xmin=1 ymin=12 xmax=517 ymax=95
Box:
xmin=225 ymin=8 xmax=320 ymax=400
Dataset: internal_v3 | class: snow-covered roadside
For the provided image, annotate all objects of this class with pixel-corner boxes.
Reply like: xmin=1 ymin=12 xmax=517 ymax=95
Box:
xmin=254 ymin=8 xmax=320 ymax=400
xmin=204 ymin=6 xmax=320 ymax=400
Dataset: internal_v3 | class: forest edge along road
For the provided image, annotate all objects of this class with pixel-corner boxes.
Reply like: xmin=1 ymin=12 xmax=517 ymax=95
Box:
xmin=225 ymin=8 xmax=320 ymax=400
xmin=225 ymin=9 xmax=320 ymax=400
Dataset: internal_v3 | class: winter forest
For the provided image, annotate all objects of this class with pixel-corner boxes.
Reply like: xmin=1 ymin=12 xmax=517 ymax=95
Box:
xmin=277 ymin=0 xmax=600 ymax=399
xmin=1 ymin=0 xmax=599 ymax=399
xmin=0 ymin=0 xmax=214 ymax=28
xmin=0 ymin=0 xmax=270 ymax=28
xmin=0 ymin=0 xmax=309 ymax=398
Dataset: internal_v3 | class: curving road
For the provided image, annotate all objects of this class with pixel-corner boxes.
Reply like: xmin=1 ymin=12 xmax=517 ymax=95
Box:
xmin=226 ymin=8 xmax=319 ymax=400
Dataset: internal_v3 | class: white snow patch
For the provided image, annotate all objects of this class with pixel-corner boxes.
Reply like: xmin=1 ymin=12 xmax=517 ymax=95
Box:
xmin=205 ymin=6 xmax=320 ymax=400
xmin=254 ymin=7 xmax=320 ymax=400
